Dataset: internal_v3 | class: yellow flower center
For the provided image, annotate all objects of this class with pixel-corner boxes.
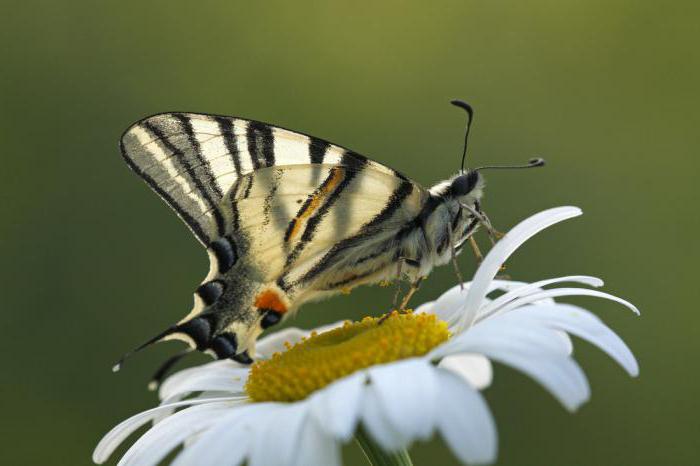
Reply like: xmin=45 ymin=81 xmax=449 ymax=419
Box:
xmin=245 ymin=311 xmax=449 ymax=402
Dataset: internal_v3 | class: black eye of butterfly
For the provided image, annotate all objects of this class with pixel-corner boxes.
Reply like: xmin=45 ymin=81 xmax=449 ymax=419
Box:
xmin=450 ymin=171 xmax=480 ymax=196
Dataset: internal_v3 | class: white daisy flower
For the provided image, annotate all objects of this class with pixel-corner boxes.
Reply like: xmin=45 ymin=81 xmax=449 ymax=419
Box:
xmin=94 ymin=206 xmax=639 ymax=466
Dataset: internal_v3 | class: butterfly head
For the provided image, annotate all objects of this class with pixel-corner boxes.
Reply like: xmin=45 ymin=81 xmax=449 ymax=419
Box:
xmin=428 ymin=170 xmax=485 ymax=209
xmin=450 ymin=170 xmax=483 ymax=199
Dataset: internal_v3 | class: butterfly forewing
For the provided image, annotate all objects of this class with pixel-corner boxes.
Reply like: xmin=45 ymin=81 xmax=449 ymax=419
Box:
xmin=120 ymin=112 xmax=400 ymax=246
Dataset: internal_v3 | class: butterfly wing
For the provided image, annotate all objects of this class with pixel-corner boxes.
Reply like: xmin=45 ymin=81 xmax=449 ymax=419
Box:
xmin=224 ymin=162 xmax=426 ymax=295
xmin=173 ymin=162 xmax=426 ymax=359
xmin=120 ymin=112 xmax=402 ymax=246
xmin=120 ymin=112 xmax=429 ymax=364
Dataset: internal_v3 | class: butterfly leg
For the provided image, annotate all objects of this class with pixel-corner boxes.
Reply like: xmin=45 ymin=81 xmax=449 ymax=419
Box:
xmin=460 ymin=203 xmax=509 ymax=275
xmin=468 ymin=236 xmax=484 ymax=264
xmin=447 ymin=225 xmax=465 ymax=289
xmin=468 ymin=230 xmax=508 ymax=277
xmin=398 ymin=277 xmax=424 ymax=311
xmin=459 ymin=202 xmax=501 ymax=241
xmin=472 ymin=210 xmax=509 ymax=277
xmin=479 ymin=210 xmax=504 ymax=245
xmin=392 ymin=259 xmax=405 ymax=310
xmin=382 ymin=257 xmax=421 ymax=323
xmin=381 ymin=277 xmax=423 ymax=324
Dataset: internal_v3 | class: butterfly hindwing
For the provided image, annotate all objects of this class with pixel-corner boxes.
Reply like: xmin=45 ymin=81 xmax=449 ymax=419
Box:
xmin=222 ymin=162 xmax=426 ymax=294
xmin=162 ymin=162 xmax=425 ymax=357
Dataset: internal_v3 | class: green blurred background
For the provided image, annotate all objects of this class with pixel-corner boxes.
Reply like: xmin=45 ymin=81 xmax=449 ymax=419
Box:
xmin=1 ymin=1 xmax=697 ymax=465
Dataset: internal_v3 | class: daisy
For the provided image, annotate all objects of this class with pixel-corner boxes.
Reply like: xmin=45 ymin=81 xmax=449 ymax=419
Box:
xmin=93 ymin=206 xmax=639 ymax=466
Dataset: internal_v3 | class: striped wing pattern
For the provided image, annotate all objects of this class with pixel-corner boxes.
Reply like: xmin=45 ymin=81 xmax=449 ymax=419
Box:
xmin=120 ymin=112 xmax=402 ymax=246
xmin=120 ymin=112 xmax=430 ymax=364
xmin=224 ymin=162 xmax=424 ymax=296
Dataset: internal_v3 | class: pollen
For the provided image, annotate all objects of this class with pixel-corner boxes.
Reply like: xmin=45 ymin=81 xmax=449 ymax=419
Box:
xmin=245 ymin=311 xmax=449 ymax=402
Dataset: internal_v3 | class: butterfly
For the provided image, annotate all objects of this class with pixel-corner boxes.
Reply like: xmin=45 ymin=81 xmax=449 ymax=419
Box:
xmin=114 ymin=101 xmax=544 ymax=383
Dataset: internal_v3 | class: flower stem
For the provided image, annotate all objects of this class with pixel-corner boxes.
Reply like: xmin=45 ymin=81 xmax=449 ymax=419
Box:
xmin=355 ymin=428 xmax=413 ymax=466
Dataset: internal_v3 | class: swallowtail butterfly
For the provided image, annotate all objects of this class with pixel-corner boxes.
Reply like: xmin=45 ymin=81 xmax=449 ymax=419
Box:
xmin=115 ymin=101 xmax=544 ymax=383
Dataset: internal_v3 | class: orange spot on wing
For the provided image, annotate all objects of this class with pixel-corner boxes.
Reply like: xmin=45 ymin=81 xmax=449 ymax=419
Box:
xmin=288 ymin=168 xmax=344 ymax=241
xmin=254 ymin=289 xmax=288 ymax=314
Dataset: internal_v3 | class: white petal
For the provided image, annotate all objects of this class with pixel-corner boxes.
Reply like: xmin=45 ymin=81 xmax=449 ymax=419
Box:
xmin=311 ymin=319 xmax=351 ymax=334
xmin=434 ymin=317 xmax=590 ymax=410
xmin=497 ymin=352 xmax=590 ymax=411
xmin=422 ymin=282 xmax=471 ymax=325
xmin=118 ymin=401 xmax=235 ymax=466
xmin=477 ymin=276 xmax=603 ymax=321
xmin=457 ymin=206 xmax=583 ymax=330
xmin=492 ymin=287 xmax=640 ymax=317
xmin=155 ymin=390 xmax=240 ymax=425
xmin=256 ymin=328 xmax=309 ymax=358
xmin=439 ymin=353 xmax=493 ymax=389
xmin=556 ymin=330 xmax=574 ymax=355
xmin=249 ymin=403 xmax=309 ymax=466
xmin=360 ymin=382 xmax=410 ymax=452
xmin=435 ymin=368 xmax=497 ymax=464
xmin=171 ymin=403 xmax=279 ymax=466
xmin=414 ymin=300 xmax=435 ymax=316
xmin=416 ymin=279 xmax=534 ymax=327
xmin=511 ymin=304 xmax=639 ymax=376
xmin=159 ymin=367 xmax=248 ymax=401
xmin=292 ymin=416 xmax=342 ymax=466
xmin=368 ymin=359 xmax=438 ymax=440
xmin=256 ymin=321 xmax=348 ymax=358
xmin=431 ymin=315 xmax=570 ymax=361
xmin=309 ymin=371 xmax=366 ymax=442
xmin=487 ymin=279 xmax=530 ymax=292
xmin=93 ymin=397 xmax=242 ymax=464
xmin=159 ymin=362 xmax=247 ymax=400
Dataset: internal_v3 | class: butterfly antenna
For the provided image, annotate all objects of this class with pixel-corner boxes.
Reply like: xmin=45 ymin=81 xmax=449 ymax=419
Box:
xmin=450 ymin=99 xmax=474 ymax=173
xmin=474 ymin=157 xmax=546 ymax=171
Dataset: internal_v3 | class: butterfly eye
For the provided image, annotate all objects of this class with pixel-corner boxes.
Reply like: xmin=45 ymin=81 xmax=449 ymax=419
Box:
xmin=450 ymin=171 xmax=480 ymax=196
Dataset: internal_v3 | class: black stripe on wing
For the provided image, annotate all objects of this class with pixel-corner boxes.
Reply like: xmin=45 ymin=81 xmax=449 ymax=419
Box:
xmin=227 ymin=178 xmax=243 ymax=231
xmin=214 ymin=116 xmax=243 ymax=177
xmin=119 ymin=138 xmax=210 ymax=245
xmin=309 ymin=137 xmax=330 ymax=164
xmin=283 ymin=154 xmax=367 ymax=271
xmin=301 ymin=153 xmax=366 ymax=241
xmin=141 ymin=117 xmax=226 ymax=238
xmin=283 ymin=166 xmax=343 ymax=244
xmin=277 ymin=152 xmax=369 ymax=291
xmin=293 ymin=179 xmax=415 ymax=287
xmin=172 ymin=113 xmax=224 ymax=200
xmin=262 ymin=169 xmax=284 ymax=227
xmin=247 ymin=121 xmax=275 ymax=169
xmin=322 ymin=267 xmax=384 ymax=290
